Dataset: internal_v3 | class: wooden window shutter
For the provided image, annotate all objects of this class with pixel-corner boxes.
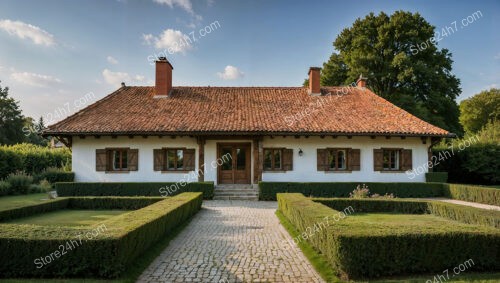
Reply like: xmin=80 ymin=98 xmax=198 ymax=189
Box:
xmin=153 ymin=149 xmax=165 ymax=171
xmin=401 ymin=149 xmax=413 ymax=171
xmin=373 ymin=149 xmax=383 ymax=171
xmin=348 ymin=149 xmax=361 ymax=171
xmin=184 ymin=149 xmax=196 ymax=171
xmin=317 ymin=149 xmax=328 ymax=171
xmin=282 ymin=149 xmax=293 ymax=171
xmin=128 ymin=149 xmax=139 ymax=171
xmin=96 ymin=149 xmax=107 ymax=171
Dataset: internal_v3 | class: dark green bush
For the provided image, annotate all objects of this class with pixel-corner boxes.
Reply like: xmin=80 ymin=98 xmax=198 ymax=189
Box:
xmin=278 ymin=194 xmax=500 ymax=280
xmin=443 ymin=183 xmax=500 ymax=206
xmin=56 ymin=182 xmax=214 ymax=199
xmin=0 ymin=143 xmax=71 ymax=179
xmin=0 ymin=181 xmax=11 ymax=196
xmin=0 ymin=193 xmax=202 ymax=278
xmin=425 ymin=172 xmax=448 ymax=183
xmin=260 ymin=182 xmax=444 ymax=201
xmin=432 ymin=142 xmax=499 ymax=185
xmin=34 ymin=168 xmax=74 ymax=184
xmin=427 ymin=201 xmax=500 ymax=228
xmin=5 ymin=172 xmax=33 ymax=195
xmin=67 ymin=197 xmax=163 ymax=210
xmin=0 ymin=198 xmax=69 ymax=221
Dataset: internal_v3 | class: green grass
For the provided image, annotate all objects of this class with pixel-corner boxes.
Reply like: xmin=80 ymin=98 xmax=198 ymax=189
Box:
xmin=5 ymin=209 xmax=128 ymax=226
xmin=277 ymin=210 xmax=500 ymax=283
xmin=0 ymin=193 xmax=56 ymax=211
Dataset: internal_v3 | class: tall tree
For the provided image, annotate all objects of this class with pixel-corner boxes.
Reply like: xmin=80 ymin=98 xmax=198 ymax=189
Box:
xmin=459 ymin=88 xmax=499 ymax=134
xmin=317 ymin=11 xmax=463 ymax=135
xmin=0 ymin=82 xmax=25 ymax=145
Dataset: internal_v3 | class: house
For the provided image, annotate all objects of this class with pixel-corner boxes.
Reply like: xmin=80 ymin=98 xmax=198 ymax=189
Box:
xmin=44 ymin=58 xmax=450 ymax=186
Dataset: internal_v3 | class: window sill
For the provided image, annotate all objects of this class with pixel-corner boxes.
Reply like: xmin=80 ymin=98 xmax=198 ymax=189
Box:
xmin=379 ymin=170 xmax=406 ymax=173
xmin=323 ymin=170 xmax=352 ymax=173
xmin=263 ymin=170 xmax=287 ymax=173
xmin=105 ymin=170 xmax=130 ymax=174
xmin=161 ymin=170 xmax=192 ymax=173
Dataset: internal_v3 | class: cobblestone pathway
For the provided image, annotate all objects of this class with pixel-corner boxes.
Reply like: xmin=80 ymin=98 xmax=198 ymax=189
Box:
xmin=137 ymin=200 xmax=324 ymax=283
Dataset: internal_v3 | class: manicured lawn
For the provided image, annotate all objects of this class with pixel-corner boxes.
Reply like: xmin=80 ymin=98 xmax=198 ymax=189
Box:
xmin=5 ymin=209 xmax=128 ymax=226
xmin=0 ymin=193 xmax=55 ymax=211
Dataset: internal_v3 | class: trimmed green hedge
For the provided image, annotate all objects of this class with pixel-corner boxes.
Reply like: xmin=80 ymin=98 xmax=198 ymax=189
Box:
xmin=425 ymin=172 xmax=448 ymax=183
xmin=443 ymin=183 xmax=500 ymax=206
xmin=0 ymin=198 xmax=69 ymax=221
xmin=260 ymin=182 xmax=443 ymax=201
xmin=278 ymin=193 xmax=500 ymax=280
xmin=56 ymin=182 xmax=214 ymax=199
xmin=314 ymin=198 xmax=428 ymax=214
xmin=0 ymin=193 xmax=202 ymax=278
xmin=35 ymin=171 xmax=74 ymax=184
xmin=314 ymin=197 xmax=500 ymax=229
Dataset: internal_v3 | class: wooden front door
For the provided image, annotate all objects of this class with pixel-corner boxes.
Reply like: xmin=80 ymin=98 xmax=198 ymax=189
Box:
xmin=217 ymin=143 xmax=251 ymax=184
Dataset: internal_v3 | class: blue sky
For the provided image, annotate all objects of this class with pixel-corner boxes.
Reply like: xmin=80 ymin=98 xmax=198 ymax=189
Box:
xmin=0 ymin=0 xmax=498 ymax=123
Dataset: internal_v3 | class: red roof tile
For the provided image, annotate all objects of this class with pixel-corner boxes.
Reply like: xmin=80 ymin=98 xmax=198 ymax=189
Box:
xmin=44 ymin=86 xmax=449 ymax=136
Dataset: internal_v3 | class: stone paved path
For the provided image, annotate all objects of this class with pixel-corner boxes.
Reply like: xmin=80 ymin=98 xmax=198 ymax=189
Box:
xmin=137 ymin=201 xmax=324 ymax=283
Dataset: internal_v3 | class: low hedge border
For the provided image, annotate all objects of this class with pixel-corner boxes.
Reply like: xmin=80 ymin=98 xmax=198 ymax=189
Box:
xmin=425 ymin=172 xmax=448 ymax=183
xmin=443 ymin=183 xmax=500 ymax=206
xmin=278 ymin=193 xmax=500 ymax=280
xmin=0 ymin=193 xmax=203 ymax=278
xmin=0 ymin=198 xmax=69 ymax=222
xmin=34 ymin=171 xmax=75 ymax=184
xmin=260 ymin=182 xmax=444 ymax=201
xmin=56 ymin=181 xmax=214 ymax=199
xmin=314 ymin=197 xmax=500 ymax=228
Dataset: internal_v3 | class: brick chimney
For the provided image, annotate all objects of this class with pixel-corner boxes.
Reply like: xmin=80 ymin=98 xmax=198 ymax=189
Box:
xmin=356 ymin=74 xmax=367 ymax=88
xmin=308 ymin=67 xmax=321 ymax=95
xmin=155 ymin=57 xmax=173 ymax=96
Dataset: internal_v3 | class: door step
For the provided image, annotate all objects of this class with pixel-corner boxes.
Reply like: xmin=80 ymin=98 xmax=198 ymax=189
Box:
xmin=214 ymin=184 xmax=259 ymax=201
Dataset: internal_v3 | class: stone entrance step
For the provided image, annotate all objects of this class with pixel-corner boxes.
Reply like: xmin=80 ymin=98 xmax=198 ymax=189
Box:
xmin=214 ymin=184 xmax=259 ymax=201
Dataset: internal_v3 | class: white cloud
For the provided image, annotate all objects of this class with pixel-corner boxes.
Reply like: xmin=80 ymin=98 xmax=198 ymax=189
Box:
xmin=102 ymin=69 xmax=146 ymax=86
xmin=217 ymin=65 xmax=244 ymax=80
xmin=0 ymin=19 xmax=55 ymax=46
xmin=10 ymin=72 xmax=61 ymax=87
xmin=107 ymin=56 xmax=119 ymax=65
xmin=154 ymin=0 xmax=194 ymax=15
xmin=143 ymin=29 xmax=192 ymax=54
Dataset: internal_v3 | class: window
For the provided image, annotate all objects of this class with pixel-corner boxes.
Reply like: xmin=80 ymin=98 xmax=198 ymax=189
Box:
xmin=264 ymin=148 xmax=282 ymax=171
xmin=383 ymin=149 xmax=400 ymax=170
xmin=112 ymin=149 xmax=128 ymax=170
xmin=166 ymin=149 xmax=184 ymax=170
xmin=96 ymin=148 xmax=138 ymax=172
xmin=328 ymin=149 xmax=347 ymax=170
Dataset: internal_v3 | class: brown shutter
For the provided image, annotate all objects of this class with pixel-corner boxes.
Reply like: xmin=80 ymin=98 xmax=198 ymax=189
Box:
xmin=317 ymin=149 xmax=328 ymax=171
xmin=348 ymin=149 xmax=361 ymax=171
xmin=373 ymin=149 xmax=383 ymax=171
xmin=282 ymin=149 xmax=293 ymax=171
xmin=128 ymin=149 xmax=139 ymax=171
xmin=96 ymin=149 xmax=107 ymax=171
xmin=153 ymin=149 xmax=165 ymax=171
xmin=184 ymin=149 xmax=196 ymax=171
xmin=401 ymin=149 xmax=413 ymax=171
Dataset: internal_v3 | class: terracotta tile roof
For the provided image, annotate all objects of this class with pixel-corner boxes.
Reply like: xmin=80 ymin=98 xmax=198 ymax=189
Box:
xmin=44 ymin=86 xmax=449 ymax=136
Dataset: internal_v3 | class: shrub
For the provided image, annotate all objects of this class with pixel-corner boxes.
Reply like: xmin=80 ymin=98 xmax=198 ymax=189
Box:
xmin=260 ymin=182 xmax=444 ymax=201
xmin=0 ymin=181 xmax=11 ymax=196
xmin=427 ymin=201 xmax=500 ymax=228
xmin=0 ymin=193 xmax=202 ymax=278
xmin=34 ymin=167 xmax=74 ymax=184
xmin=425 ymin=172 xmax=448 ymax=182
xmin=278 ymin=194 xmax=500 ymax=280
xmin=5 ymin=172 xmax=33 ymax=195
xmin=349 ymin=184 xmax=370 ymax=198
xmin=0 ymin=143 xmax=71 ymax=179
xmin=315 ymin=198 xmax=428 ymax=214
xmin=443 ymin=183 xmax=500 ymax=206
xmin=56 ymin=182 xmax=215 ymax=199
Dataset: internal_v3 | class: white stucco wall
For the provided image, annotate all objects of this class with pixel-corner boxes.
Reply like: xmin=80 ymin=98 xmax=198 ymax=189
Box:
xmin=72 ymin=136 xmax=198 ymax=182
xmin=261 ymin=136 xmax=428 ymax=182
xmin=72 ymin=135 xmax=429 ymax=183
